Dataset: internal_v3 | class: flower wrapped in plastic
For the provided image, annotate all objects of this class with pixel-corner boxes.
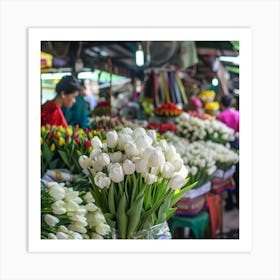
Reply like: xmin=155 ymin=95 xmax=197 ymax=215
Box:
xmin=79 ymin=127 xmax=196 ymax=239
xmin=41 ymin=181 xmax=111 ymax=239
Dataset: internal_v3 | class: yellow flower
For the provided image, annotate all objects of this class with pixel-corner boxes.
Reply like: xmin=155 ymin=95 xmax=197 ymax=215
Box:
xmin=41 ymin=137 xmax=43 ymax=145
xmin=50 ymin=143 xmax=56 ymax=151
xmin=56 ymin=132 xmax=61 ymax=138
xmin=88 ymin=132 xmax=93 ymax=139
xmin=204 ymin=101 xmax=220 ymax=111
xmin=41 ymin=150 xmax=42 ymax=157
xmin=41 ymin=126 xmax=46 ymax=134
xmin=88 ymin=146 xmax=93 ymax=153
xmin=66 ymin=127 xmax=73 ymax=136
xmin=58 ymin=137 xmax=65 ymax=146
xmin=59 ymin=125 xmax=64 ymax=132
xmin=78 ymin=128 xmax=83 ymax=135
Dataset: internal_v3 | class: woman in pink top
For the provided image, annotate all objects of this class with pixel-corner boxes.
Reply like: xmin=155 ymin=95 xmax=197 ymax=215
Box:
xmin=216 ymin=95 xmax=239 ymax=133
xmin=217 ymin=94 xmax=239 ymax=211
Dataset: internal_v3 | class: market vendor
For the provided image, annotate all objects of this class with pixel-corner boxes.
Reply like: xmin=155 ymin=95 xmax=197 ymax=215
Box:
xmin=41 ymin=75 xmax=82 ymax=127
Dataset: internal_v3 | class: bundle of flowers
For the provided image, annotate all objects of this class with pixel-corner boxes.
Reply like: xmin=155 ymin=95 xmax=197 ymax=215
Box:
xmin=175 ymin=113 xmax=235 ymax=144
xmin=92 ymin=100 xmax=111 ymax=116
xmin=198 ymin=90 xmax=215 ymax=103
xmin=188 ymin=110 xmax=214 ymax=120
xmin=78 ymin=127 xmax=196 ymax=239
xmin=90 ymin=116 xmax=125 ymax=130
xmin=153 ymin=102 xmax=183 ymax=117
xmin=163 ymin=132 xmax=238 ymax=186
xmin=147 ymin=123 xmax=178 ymax=134
xmin=41 ymin=181 xmax=110 ymax=239
xmin=203 ymin=141 xmax=239 ymax=171
xmin=41 ymin=125 xmax=104 ymax=176
xmin=163 ymin=132 xmax=216 ymax=188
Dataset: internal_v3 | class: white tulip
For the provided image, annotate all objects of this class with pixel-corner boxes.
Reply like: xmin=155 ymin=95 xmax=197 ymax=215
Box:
xmin=176 ymin=165 xmax=189 ymax=178
xmin=78 ymin=155 xmax=92 ymax=169
xmin=94 ymin=172 xmax=111 ymax=189
xmin=51 ymin=200 xmax=67 ymax=215
xmin=95 ymin=223 xmax=111 ymax=235
xmin=134 ymin=134 xmax=153 ymax=152
xmin=106 ymin=130 xmax=118 ymax=148
xmin=44 ymin=214 xmax=60 ymax=227
xmin=135 ymin=159 xmax=148 ymax=174
xmin=91 ymin=233 xmax=104 ymax=239
xmin=161 ymin=162 xmax=175 ymax=178
xmin=76 ymin=208 xmax=87 ymax=215
xmin=117 ymin=134 xmax=132 ymax=150
xmin=82 ymin=233 xmax=90 ymax=239
xmin=69 ymin=214 xmax=87 ymax=223
xmin=144 ymin=173 xmax=158 ymax=185
xmin=68 ymin=224 xmax=87 ymax=234
xmin=47 ymin=233 xmax=57 ymax=239
xmin=167 ymin=174 xmax=186 ymax=190
xmin=91 ymin=136 xmax=103 ymax=149
xmin=90 ymin=147 xmax=102 ymax=160
xmin=91 ymin=160 xmax=104 ymax=172
xmin=171 ymin=157 xmax=183 ymax=172
xmin=97 ymin=153 xmax=110 ymax=167
xmin=75 ymin=219 xmax=88 ymax=227
xmin=71 ymin=232 xmax=83 ymax=239
xmin=123 ymin=159 xmax=136 ymax=175
xmin=132 ymin=127 xmax=146 ymax=139
xmin=65 ymin=200 xmax=80 ymax=211
xmin=86 ymin=203 xmax=98 ymax=212
xmin=120 ymin=127 xmax=133 ymax=135
xmin=110 ymin=151 xmax=123 ymax=163
xmin=124 ymin=142 xmax=139 ymax=157
xmin=108 ymin=163 xmax=124 ymax=183
xmin=146 ymin=129 xmax=157 ymax=143
xmin=84 ymin=192 xmax=94 ymax=203
xmin=48 ymin=184 xmax=65 ymax=201
xmin=56 ymin=232 xmax=69 ymax=239
xmin=158 ymin=139 xmax=168 ymax=152
xmin=165 ymin=144 xmax=177 ymax=162
xmin=191 ymin=166 xmax=198 ymax=176
xmin=146 ymin=149 xmax=165 ymax=168
xmin=58 ymin=225 xmax=69 ymax=233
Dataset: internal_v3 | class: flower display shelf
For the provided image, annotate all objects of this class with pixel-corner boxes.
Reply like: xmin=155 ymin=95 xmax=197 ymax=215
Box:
xmin=175 ymin=181 xmax=211 ymax=216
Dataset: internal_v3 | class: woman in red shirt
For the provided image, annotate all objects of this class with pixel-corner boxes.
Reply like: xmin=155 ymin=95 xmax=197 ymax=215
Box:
xmin=41 ymin=75 xmax=82 ymax=127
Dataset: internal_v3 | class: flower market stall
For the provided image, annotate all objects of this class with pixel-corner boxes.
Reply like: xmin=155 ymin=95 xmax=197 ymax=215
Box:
xmin=41 ymin=40 xmax=240 ymax=239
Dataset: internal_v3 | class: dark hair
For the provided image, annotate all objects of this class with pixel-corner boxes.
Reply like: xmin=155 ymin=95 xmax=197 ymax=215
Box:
xmin=221 ymin=95 xmax=233 ymax=108
xmin=55 ymin=75 xmax=82 ymax=95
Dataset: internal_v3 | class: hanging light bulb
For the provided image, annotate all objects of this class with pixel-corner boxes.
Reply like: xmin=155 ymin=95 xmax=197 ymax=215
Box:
xmin=136 ymin=43 xmax=144 ymax=67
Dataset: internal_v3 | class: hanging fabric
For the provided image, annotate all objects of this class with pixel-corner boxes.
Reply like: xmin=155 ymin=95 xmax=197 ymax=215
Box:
xmin=175 ymin=72 xmax=188 ymax=105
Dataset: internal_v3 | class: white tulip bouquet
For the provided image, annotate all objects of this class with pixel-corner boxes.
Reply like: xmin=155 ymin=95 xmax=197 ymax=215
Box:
xmin=78 ymin=127 xmax=196 ymax=239
xmin=41 ymin=181 xmax=111 ymax=239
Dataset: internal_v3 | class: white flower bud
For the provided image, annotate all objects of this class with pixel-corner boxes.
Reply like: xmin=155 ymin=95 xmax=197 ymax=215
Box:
xmin=97 ymin=153 xmax=110 ymax=167
xmin=106 ymin=130 xmax=118 ymax=148
xmin=161 ymin=162 xmax=175 ymax=178
xmin=48 ymin=183 xmax=65 ymax=201
xmin=110 ymin=151 xmax=123 ymax=163
xmin=47 ymin=233 xmax=57 ymax=239
xmin=44 ymin=214 xmax=60 ymax=227
xmin=124 ymin=142 xmax=139 ymax=157
xmin=108 ymin=163 xmax=124 ymax=183
xmin=123 ymin=159 xmax=135 ymax=175
xmin=167 ymin=174 xmax=186 ymax=190
xmin=78 ymin=155 xmax=92 ymax=169
xmin=56 ymin=232 xmax=69 ymax=239
xmin=91 ymin=136 xmax=103 ymax=149
xmin=94 ymin=172 xmax=111 ymax=189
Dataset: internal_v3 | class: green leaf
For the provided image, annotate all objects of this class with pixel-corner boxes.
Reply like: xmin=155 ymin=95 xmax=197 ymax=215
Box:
xmin=157 ymin=191 xmax=173 ymax=224
xmin=116 ymin=192 xmax=128 ymax=239
xmin=42 ymin=142 xmax=54 ymax=162
xmin=127 ymin=194 xmax=144 ymax=238
xmin=57 ymin=150 xmax=71 ymax=169
xmin=166 ymin=208 xmax=177 ymax=220
xmin=108 ymin=183 xmax=116 ymax=215
xmin=104 ymin=213 xmax=116 ymax=229
xmin=170 ymin=181 xmax=197 ymax=207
